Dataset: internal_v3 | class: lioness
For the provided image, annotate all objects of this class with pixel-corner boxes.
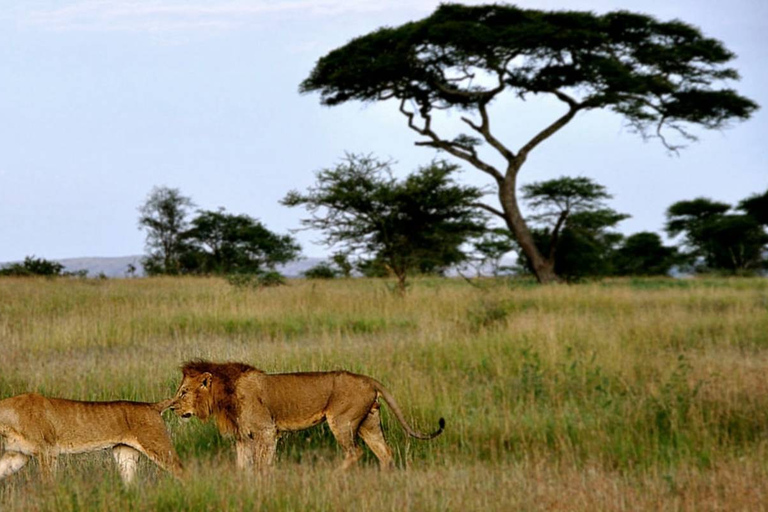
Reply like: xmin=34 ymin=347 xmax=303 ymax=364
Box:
xmin=0 ymin=393 xmax=183 ymax=484
xmin=169 ymin=360 xmax=445 ymax=471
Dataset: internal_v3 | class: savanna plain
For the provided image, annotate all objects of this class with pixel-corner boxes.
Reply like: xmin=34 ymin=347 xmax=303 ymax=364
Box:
xmin=1 ymin=276 xmax=767 ymax=511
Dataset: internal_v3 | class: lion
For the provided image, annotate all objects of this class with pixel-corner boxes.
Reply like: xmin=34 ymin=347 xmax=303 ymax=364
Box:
xmin=169 ymin=360 xmax=445 ymax=471
xmin=0 ymin=393 xmax=183 ymax=485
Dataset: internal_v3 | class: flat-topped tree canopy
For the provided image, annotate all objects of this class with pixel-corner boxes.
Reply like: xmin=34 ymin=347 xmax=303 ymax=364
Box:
xmin=301 ymin=3 xmax=756 ymax=146
xmin=300 ymin=3 xmax=758 ymax=283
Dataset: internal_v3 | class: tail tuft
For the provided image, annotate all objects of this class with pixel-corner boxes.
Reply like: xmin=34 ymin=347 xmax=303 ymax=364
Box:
xmin=422 ymin=417 xmax=446 ymax=439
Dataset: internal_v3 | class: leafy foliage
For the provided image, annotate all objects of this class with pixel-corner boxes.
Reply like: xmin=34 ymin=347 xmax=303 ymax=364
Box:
xmin=138 ymin=187 xmax=300 ymax=277
xmin=282 ymin=154 xmax=486 ymax=291
xmin=666 ymin=195 xmax=768 ymax=273
xmin=530 ymin=209 xmax=628 ymax=281
xmin=613 ymin=232 xmax=680 ymax=276
xmin=330 ymin=252 xmax=354 ymax=278
xmin=666 ymin=198 xmax=731 ymax=239
xmin=738 ymin=190 xmax=768 ymax=226
xmin=303 ymin=261 xmax=339 ymax=279
xmin=302 ymin=3 xmax=757 ymax=146
xmin=514 ymin=177 xmax=628 ymax=280
xmin=516 ymin=177 xmax=627 ymax=280
xmin=522 ymin=177 xmax=611 ymax=219
xmin=181 ymin=209 xmax=300 ymax=275
xmin=227 ymin=271 xmax=287 ymax=290
xmin=301 ymin=3 xmax=758 ymax=283
xmin=470 ymin=228 xmax=516 ymax=276
xmin=0 ymin=256 xmax=66 ymax=277
xmin=138 ymin=186 xmax=195 ymax=275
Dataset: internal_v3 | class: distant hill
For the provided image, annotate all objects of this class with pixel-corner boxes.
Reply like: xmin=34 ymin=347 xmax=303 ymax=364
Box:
xmin=4 ymin=255 xmax=520 ymax=279
xmin=45 ymin=255 xmax=325 ymax=278
xmin=55 ymin=256 xmax=145 ymax=278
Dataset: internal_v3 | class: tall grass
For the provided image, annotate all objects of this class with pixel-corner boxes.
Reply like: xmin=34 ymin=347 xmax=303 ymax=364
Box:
xmin=1 ymin=276 xmax=767 ymax=510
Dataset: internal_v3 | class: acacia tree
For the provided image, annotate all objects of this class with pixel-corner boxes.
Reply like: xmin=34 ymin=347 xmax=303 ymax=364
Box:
xmin=300 ymin=3 xmax=758 ymax=283
xmin=282 ymin=154 xmax=486 ymax=292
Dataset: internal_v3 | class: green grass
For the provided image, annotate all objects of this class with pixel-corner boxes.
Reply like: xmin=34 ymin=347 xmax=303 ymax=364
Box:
xmin=1 ymin=276 xmax=767 ymax=510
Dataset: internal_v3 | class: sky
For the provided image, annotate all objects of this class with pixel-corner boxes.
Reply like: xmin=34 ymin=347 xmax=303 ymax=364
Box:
xmin=0 ymin=0 xmax=766 ymax=262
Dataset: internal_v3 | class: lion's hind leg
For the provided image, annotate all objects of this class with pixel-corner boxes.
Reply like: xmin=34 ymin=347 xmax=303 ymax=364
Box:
xmin=112 ymin=445 xmax=141 ymax=485
xmin=0 ymin=451 xmax=30 ymax=480
xmin=327 ymin=415 xmax=365 ymax=471
xmin=357 ymin=403 xmax=394 ymax=470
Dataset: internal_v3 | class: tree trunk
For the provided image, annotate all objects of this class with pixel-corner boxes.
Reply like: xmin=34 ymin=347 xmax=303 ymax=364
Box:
xmin=499 ymin=173 xmax=559 ymax=284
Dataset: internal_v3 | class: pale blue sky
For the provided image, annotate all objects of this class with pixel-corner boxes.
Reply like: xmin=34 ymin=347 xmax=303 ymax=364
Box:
xmin=1 ymin=0 xmax=766 ymax=262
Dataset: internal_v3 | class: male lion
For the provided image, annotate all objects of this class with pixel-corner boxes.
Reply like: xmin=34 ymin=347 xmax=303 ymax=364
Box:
xmin=0 ymin=393 xmax=183 ymax=484
xmin=169 ymin=360 xmax=445 ymax=471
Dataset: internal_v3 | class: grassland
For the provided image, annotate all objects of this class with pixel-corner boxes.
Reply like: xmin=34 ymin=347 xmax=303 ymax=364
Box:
xmin=1 ymin=276 xmax=767 ymax=511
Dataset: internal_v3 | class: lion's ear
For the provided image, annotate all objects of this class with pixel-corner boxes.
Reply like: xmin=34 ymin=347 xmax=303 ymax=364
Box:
xmin=201 ymin=372 xmax=212 ymax=389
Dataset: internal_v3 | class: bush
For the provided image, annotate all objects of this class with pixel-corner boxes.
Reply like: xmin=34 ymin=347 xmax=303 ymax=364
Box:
xmin=0 ymin=256 xmax=65 ymax=277
xmin=303 ymin=262 xmax=339 ymax=279
xmin=227 ymin=271 xmax=287 ymax=290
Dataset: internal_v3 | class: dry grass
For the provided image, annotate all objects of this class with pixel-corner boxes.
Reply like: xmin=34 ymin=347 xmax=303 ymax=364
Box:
xmin=1 ymin=276 xmax=767 ymax=510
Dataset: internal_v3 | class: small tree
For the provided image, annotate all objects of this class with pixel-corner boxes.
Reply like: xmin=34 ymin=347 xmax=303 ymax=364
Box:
xmin=521 ymin=177 xmax=612 ymax=268
xmin=138 ymin=186 xmax=195 ymax=275
xmin=516 ymin=177 xmax=628 ymax=280
xmin=303 ymin=261 xmax=339 ymax=279
xmin=331 ymin=252 xmax=354 ymax=278
xmin=282 ymin=154 xmax=486 ymax=293
xmin=470 ymin=228 xmax=515 ymax=276
xmin=182 ymin=209 xmax=300 ymax=275
xmin=527 ymin=209 xmax=628 ymax=281
xmin=613 ymin=232 xmax=680 ymax=276
xmin=666 ymin=197 xmax=767 ymax=273
xmin=301 ymin=3 xmax=758 ymax=284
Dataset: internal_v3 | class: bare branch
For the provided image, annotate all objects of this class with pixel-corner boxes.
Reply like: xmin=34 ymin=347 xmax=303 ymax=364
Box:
xmin=550 ymin=89 xmax=579 ymax=109
xmin=399 ymin=99 xmax=505 ymax=184
xmin=517 ymin=92 xmax=583 ymax=164
xmin=431 ymin=59 xmax=507 ymax=103
xmin=460 ymin=101 xmax=516 ymax=162
xmin=471 ymin=202 xmax=506 ymax=220
xmin=548 ymin=209 xmax=569 ymax=261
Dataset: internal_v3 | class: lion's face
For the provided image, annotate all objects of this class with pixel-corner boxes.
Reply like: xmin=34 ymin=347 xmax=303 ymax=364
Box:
xmin=170 ymin=372 xmax=212 ymax=420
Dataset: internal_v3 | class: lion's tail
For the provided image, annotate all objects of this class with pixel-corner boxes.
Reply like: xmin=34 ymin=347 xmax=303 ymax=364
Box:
xmin=370 ymin=379 xmax=445 ymax=440
xmin=152 ymin=398 xmax=175 ymax=413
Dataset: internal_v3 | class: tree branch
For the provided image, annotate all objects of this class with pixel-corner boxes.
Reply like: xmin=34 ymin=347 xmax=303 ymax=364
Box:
xmin=517 ymin=90 xmax=583 ymax=164
xmin=399 ymin=99 xmax=505 ymax=184
xmin=548 ymin=209 xmax=569 ymax=262
xmin=471 ymin=201 xmax=506 ymax=220
xmin=460 ymin=101 xmax=516 ymax=162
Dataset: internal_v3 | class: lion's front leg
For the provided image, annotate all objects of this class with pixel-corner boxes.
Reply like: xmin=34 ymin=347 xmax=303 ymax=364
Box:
xmin=235 ymin=439 xmax=254 ymax=470
xmin=249 ymin=430 xmax=277 ymax=473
